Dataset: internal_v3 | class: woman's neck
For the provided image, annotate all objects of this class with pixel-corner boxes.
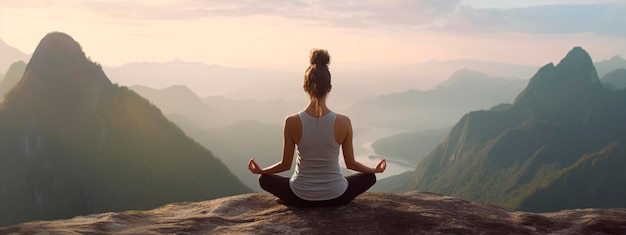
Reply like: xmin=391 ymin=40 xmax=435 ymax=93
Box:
xmin=304 ymin=98 xmax=330 ymax=116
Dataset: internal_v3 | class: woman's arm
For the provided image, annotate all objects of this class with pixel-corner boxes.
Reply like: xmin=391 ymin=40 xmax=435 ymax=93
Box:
xmin=338 ymin=115 xmax=386 ymax=174
xmin=249 ymin=115 xmax=299 ymax=174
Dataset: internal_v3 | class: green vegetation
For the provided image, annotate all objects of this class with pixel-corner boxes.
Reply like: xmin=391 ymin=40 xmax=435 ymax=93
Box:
xmin=383 ymin=47 xmax=626 ymax=212
xmin=0 ymin=32 xmax=250 ymax=227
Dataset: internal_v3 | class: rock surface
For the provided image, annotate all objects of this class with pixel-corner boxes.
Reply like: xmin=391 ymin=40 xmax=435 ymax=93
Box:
xmin=1 ymin=192 xmax=625 ymax=235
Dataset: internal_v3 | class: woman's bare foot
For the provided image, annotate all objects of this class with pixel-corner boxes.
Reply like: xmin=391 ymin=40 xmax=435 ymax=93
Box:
xmin=274 ymin=198 xmax=283 ymax=205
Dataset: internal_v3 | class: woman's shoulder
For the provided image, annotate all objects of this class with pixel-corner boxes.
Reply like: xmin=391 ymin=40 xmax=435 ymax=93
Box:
xmin=334 ymin=113 xmax=352 ymax=125
xmin=284 ymin=113 xmax=302 ymax=125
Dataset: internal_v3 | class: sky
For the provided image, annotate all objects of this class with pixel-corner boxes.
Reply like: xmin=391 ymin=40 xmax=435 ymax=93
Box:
xmin=1 ymin=0 xmax=625 ymax=71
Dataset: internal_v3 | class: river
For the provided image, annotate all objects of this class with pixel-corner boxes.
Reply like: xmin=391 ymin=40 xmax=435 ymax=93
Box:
xmin=343 ymin=127 xmax=416 ymax=179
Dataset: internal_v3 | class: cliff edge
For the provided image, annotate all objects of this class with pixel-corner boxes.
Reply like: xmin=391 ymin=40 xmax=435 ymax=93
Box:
xmin=1 ymin=192 xmax=625 ymax=235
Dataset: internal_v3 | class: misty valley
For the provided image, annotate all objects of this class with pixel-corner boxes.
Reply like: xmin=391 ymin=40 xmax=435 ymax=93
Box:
xmin=1 ymin=32 xmax=626 ymax=230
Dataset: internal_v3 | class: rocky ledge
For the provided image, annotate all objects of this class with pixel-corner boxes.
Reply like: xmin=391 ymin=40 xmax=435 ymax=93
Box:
xmin=1 ymin=192 xmax=625 ymax=234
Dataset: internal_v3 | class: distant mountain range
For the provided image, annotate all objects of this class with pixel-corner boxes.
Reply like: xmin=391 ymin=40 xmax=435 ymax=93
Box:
xmin=130 ymin=85 xmax=229 ymax=129
xmin=367 ymin=64 xmax=626 ymax=173
xmin=602 ymin=68 xmax=626 ymax=90
xmin=129 ymin=85 xmax=302 ymax=129
xmin=0 ymin=60 xmax=27 ymax=98
xmin=595 ymin=55 xmax=626 ymax=78
xmin=4 ymin=35 xmax=625 ymax=110
xmin=342 ymin=69 xmax=528 ymax=130
xmin=101 ymin=59 xmax=536 ymax=104
xmin=177 ymin=120 xmax=285 ymax=192
xmin=379 ymin=47 xmax=626 ymax=213
xmin=0 ymin=32 xmax=250 ymax=227
xmin=103 ymin=59 xmax=301 ymax=99
xmin=0 ymin=38 xmax=29 ymax=73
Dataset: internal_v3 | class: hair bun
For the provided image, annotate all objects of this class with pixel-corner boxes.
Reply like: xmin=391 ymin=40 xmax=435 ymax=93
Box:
xmin=309 ymin=49 xmax=330 ymax=66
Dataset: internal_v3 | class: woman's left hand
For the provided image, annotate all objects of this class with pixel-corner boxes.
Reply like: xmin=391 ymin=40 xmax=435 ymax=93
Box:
xmin=374 ymin=157 xmax=386 ymax=173
xmin=248 ymin=158 xmax=264 ymax=174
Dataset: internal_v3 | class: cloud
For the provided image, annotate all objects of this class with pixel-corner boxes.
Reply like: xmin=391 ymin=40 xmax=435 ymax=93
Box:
xmin=4 ymin=0 xmax=625 ymax=36
xmin=545 ymin=0 xmax=626 ymax=4
xmin=65 ymin=0 xmax=460 ymax=26
xmin=441 ymin=3 xmax=626 ymax=36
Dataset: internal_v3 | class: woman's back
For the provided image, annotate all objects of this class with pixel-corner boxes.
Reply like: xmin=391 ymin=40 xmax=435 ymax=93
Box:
xmin=289 ymin=111 xmax=348 ymax=200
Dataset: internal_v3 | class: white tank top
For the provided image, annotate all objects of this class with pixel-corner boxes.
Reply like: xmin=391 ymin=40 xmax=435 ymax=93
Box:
xmin=289 ymin=111 xmax=348 ymax=200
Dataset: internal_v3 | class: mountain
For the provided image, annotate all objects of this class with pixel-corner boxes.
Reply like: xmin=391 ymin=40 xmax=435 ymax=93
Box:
xmin=0 ymin=32 xmax=250 ymax=227
xmin=107 ymin=61 xmax=383 ymax=109
xmin=202 ymin=96 xmax=301 ymax=126
xmin=3 ymin=192 xmax=626 ymax=234
xmin=103 ymin=60 xmax=304 ymax=101
xmin=382 ymin=47 xmax=626 ymax=212
xmin=595 ymin=55 xmax=626 ymax=78
xmin=371 ymin=59 xmax=537 ymax=91
xmin=128 ymin=85 xmax=297 ymax=191
xmin=601 ymin=68 xmax=626 ymax=90
xmin=409 ymin=59 xmax=538 ymax=79
xmin=343 ymin=69 xmax=527 ymax=130
xmin=179 ymin=120 xmax=284 ymax=192
xmin=130 ymin=84 xmax=301 ymax=129
xmin=0 ymin=38 xmax=30 ymax=73
xmin=103 ymin=57 xmax=543 ymax=109
xmin=0 ymin=60 xmax=27 ymax=99
xmin=129 ymin=85 xmax=228 ymax=129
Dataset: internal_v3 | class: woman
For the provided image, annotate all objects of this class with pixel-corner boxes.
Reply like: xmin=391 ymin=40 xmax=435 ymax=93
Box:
xmin=248 ymin=49 xmax=386 ymax=206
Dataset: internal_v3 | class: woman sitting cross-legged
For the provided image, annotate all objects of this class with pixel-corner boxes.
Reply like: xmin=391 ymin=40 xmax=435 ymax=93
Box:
xmin=247 ymin=49 xmax=386 ymax=207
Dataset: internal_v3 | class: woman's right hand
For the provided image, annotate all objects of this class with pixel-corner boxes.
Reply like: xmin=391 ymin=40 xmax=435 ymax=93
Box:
xmin=248 ymin=158 xmax=264 ymax=174
xmin=374 ymin=157 xmax=386 ymax=173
